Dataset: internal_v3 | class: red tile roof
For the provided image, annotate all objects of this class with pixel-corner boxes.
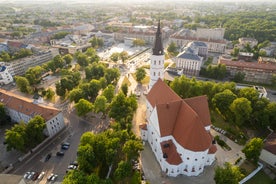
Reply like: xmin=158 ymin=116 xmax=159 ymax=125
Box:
xmin=184 ymin=96 xmax=211 ymax=127
xmin=160 ymin=140 xmax=183 ymax=165
xmin=0 ymin=89 xmax=60 ymax=121
xmin=263 ymin=133 xmax=276 ymax=155
xmin=147 ymin=79 xmax=214 ymax=152
xmin=147 ymin=78 xmax=181 ymax=107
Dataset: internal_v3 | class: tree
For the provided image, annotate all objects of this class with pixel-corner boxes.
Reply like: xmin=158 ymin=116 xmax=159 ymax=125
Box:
xmin=63 ymin=54 xmax=73 ymax=65
xmin=89 ymin=79 xmax=101 ymax=101
xmin=25 ymin=66 xmax=45 ymax=85
xmin=94 ymin=96 xmax=107 ymax=117
xmin=133 ymin=39 xmax=145 ymax=47
xmin=102 ymin=85 xmax=115 ymax=103
xmin=90 ymin=36 xmax=104 ymax=48
xmin=214 ymin=162 xmax=244 ymax=184
xmin=53 ymin=54 xmax=65 ymax=69
xmin=104 ymin=68 xmax=120 ymax=85
xmin=120 ymin=51 xmax=129 ymax=63
xmin=69 ymin=88 xmax=84 ymax=103
xmin=77 ymin=143 xmax=96 ymax=173
xmin=76 ymin=53 xmax=89 ymax=67
xmin=135 ymin=67 xmax=146 ymax=83
xmin=85 ymin=63 xmax=106 ymax=80
xmin=0 ymin=51 xmax=11 ymax=62
xmin=14 ymin=76 xmax=31 ymax=93
xmin=242 ymin=138 xmax=263 ymax=164
xmin=45 ymin=88 xmax=55 ymax=100
xmin=231 ymin=47 xmax=239 ymax=57
xmin=271 ymin=74 xmax=276 ymax=88
xmin=122 ymin=140 xmax=143 ymax=161
xmin=230 ymin=97 xmax=252 ymax=126
xmin=110 ymin=52 xmax=120 ymax=62
xmin=212 ymin=89 xmax=237 ymax=120
xmin=5 ymin=122 xmax=26 ymax=152
xmin=75 ymin=99 xmax=93 ymax=116
xmin=51 ymin=31 xmax=69 ymax=39
xmin=25 ymin=115 xmax=46 ymax=149
xmin=0 ymin=103 xmax=8 ymax=125
xmin=233 ymin=72 xmax=245 ymax=83
xmin=121 ymin=83 xmax=128 ymax=96
xmin=167 ymin=42 xmax=178 ymax=56
xmin=266 ymin=102 xmax=276 ymax=129
xmin=114 ymin=161 xmax=132 ymax=181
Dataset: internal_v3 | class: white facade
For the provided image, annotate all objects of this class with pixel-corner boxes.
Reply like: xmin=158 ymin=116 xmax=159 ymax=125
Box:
xmin=0 ymin=66 xmax=13 ymax=85
xmin=149 ymin=55 xmax=164 ymax=90
xmin=260 ymin=149 xmax=276 ymax=168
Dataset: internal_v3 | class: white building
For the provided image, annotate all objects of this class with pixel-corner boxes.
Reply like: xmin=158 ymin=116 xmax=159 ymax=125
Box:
xmin=141 ymin=79 xmax=217 ymax=177
xmin=140 ymin=22 xmax=217 ymax=177
xmin=0 ymin=89 xmax=65 ymax=137
xmin=260 ymin=133 xmax=276 ymax=168
xmin=175 ymin=42 xmax=204 ymax=76
xmin=3 ymin=50 xmax=53 ymax=76
xmin=149 ymin=21 xmax=164 ymax=90
xmin=0 ymin=66 xmax=13 ymax=85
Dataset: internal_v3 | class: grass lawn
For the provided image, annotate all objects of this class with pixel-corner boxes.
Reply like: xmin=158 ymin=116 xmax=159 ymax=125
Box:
xmin=245 ymin=170 xmax=272 ymax=184
xmin=122 ymin=76 xmax=131 ymax=86
xmin=240 ymin=160 xmax=257 ymax=175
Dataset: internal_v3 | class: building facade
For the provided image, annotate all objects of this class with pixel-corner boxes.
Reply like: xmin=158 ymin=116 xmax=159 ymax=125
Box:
xmin=140 ymin=79 xmax=216 ymax=177
xmin=149 ymin=21 xmax=165 ymax=90
xmin=140 ymin=22 xmax=216 ymax=177
xmin=2 ymin=50 xmax=53 ymax=76
xmin=0 ymin=66 xmax=13 ymax=85
xmin=175 ymin=41 xmax=205 ymax=76
xmin=0 ymin=89 xmax=65 ymax=137
xmin=169 ymin=28 xmax=226 ymax=53
xmin=218 ymin=56 xmax=276 ymax=84
xmin=260 ymin=133 xmax=276 ymax=168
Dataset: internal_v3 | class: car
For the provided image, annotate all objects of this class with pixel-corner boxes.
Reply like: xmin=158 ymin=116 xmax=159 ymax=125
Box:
xmin=56 ymin=151 xmax=65 ymax=156
xmin=37 ymin=171 xmax=45 ymax=180
xmin=62 ymin=142 xmax=70 ymax=146
xmin=70 ymin=161 xmax=78 ymax=167
xmin=68 ymin=164 xmax=77 ymax=170
xmin=23 ymin=172 xmax=30 ymax=179
xmin=32 ymin=172 xmax=39 ymax=181
xmin=47 ymin=173 xmax=54 ymax=181
xmin=51 ymin=174 xmax=58 ymax=181
xmin=61 ymin=145 xmax=69 ymax=150
xmin=27 ymin=171 xmax=35 ymax=180
xmin=45 ymin=153 xmax=52 ymax=162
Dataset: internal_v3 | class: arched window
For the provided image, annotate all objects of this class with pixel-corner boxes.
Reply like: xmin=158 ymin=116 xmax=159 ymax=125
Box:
xmin=158 ymin=72 xmax=160 ymax=76
xmin=154 ymin=60 xmax=156 ymax=65
xmin=159 ymin=60 xmax=161 ymax=65
xmin=154 ymin=72 xmax=156 ymax=76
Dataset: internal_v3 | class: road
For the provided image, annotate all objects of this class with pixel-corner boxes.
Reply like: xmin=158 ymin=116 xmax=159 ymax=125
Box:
xmin=11 ymin=108 xmax=109 ymax=184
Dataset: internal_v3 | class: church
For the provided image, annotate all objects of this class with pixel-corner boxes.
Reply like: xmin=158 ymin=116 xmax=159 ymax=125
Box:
xmin=140 ymin=21 xmax=217 ymax=177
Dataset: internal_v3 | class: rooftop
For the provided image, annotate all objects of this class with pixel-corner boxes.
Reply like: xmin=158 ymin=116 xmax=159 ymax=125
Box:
xmin=263 ymin=133 xmax=276 ymax=155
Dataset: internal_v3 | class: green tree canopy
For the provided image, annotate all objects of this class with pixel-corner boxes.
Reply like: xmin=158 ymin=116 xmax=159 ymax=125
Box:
xmin=75 ymin=99 xmax=93 ymax=116
xmin=63 ymin=54 xmax=73 ymax=65
xmin=102 ymin=85 xmax=115 ymax=103
xmin=214 ymin=162 xmax=244 ymax=184
xmin=135 ymin=67 xmax=146 ymax=83
xmin=14 ymin=76 xmax=31 ymax=93
xmin=90 ymin=36 xmax=104 ymax=48
xmin=230 ymin=97 xmax=252 ymax=126
xmin=5 ymin=122 xmax=26 ymax=152
xmin=133 ymin=39 xmax=146 ymax=46
xmin=0 ymin=103 xmax=8 ymax=125
xmin=110 ymin=52 xmax=120 ymax=62
xmin=93 ymin=95 xmax=107 ymax=117
xmin=242 ymin=137 xmax=263 ymax=164
xmin=25 ymin=66 xmax=45 ymax=85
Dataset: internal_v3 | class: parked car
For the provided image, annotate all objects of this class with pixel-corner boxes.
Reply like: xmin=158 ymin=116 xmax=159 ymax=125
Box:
xmin=32 ymin=172 xmax=39 ymax=181
xmin=62 ymin=142 xmax=70 ymax=146
xmin=27 ymin=172 xmax=35 ymax=180
xmin=56 ymin=151 xmax=65 ymax=156
xmin=61 ymin=145 xmax=69 ymax=150
xmin=23 ymin=172 xmax=30 ymax=179
xmin=37 ymin=171 xmax=45 ymax=180
xmin=47 ymin=173 xmax=54 ymax=181
xmin=51 ymin=174 xmax=58 ymax=181
xmin=45 ymin=153 xmax=52 ymax=162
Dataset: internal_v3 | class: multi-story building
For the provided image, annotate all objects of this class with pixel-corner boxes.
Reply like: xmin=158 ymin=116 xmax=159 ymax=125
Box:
xmin=0 ymin=66 xmax=13 ymax=85
xmin=0 ymin=89 xmax=65 ymax=137
xmin=218 ymin=56 xmax=276 ymax=84
xmin=140 ymin=22 xmax=216 ymax=177
xmin=169 ymin=28 xmax=227 ymax=53
xmin=174 ymin=41 xmax=204 ymax=76
xmin=238 ymin=37 xmax=258 ymax=48
xmin=3 ymin=50 xmax=53 ymax=76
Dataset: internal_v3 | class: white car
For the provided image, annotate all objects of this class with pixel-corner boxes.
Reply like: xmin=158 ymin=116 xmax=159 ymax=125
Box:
xmin=51 ymin=174 xmax=58 ymax=181
xmin=23 ymin=172 xmax=30 ymax=179
xmin=47 ymin=173 xmax=54 ymax=181
xmin=27 ymin=172 xmax=35 ymax=180
xmin=37 ymin=171 xmax=45 ymax=180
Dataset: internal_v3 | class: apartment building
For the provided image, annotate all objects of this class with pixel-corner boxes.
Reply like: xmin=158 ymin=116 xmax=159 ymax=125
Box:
xmin=169 ymin=28 xmax=227 ymax=53
xmin=218 ymin=56 xmax=276 ymax=84
xmin=4 ymin=50 xmax=53 ymax=76
xmin=0 ymin=89 xmax=65 ymax=137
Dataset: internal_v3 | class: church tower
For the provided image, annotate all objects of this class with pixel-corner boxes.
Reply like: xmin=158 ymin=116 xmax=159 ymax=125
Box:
xmin=149 ymin=20 xmax=164 ymax=90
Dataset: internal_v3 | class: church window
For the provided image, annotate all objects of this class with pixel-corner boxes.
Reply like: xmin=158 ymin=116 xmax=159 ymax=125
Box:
xmin=195 ymin=159 xmax=198 ymax=161
xmin=158 ymin=72 xmax=160 ymax=76
xmin=202 ymin=157 xmax=204 ymax=159
xmin=187 ymin=157 xmax=189 ymax=160
xmin=154 ymin=60 xmax=156 ymax=65
xmin=159 ymin=60 xmax=160 ymax=65
xmin=154 ymin=72 xmax=155 ymax=76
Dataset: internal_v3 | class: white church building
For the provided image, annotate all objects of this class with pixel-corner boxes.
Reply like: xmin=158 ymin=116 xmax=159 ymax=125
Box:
xmin=140 ymin=21 xmax=217 ymax=177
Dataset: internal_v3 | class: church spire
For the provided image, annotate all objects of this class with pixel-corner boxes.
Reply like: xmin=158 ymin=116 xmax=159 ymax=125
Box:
xmin=152 ymin=20 xmax=163 ymax=55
